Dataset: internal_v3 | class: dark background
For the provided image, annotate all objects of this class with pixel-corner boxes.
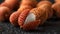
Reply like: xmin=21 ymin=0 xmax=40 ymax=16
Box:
xmin=0 ymin=0 xmax=60 ymax=34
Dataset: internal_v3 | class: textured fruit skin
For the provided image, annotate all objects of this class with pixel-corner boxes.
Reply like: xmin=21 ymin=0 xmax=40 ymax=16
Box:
xmin=22 ymin=20 xmax=40 ymax=30
xmin=30 ymin=1 xmax=53 ymax=19
xmin=9 ymin=0 xmax=37 ymax=26
xmin=0 ymin=0 xmax=19 ymax=10
xmin=0 ymin=0 xmax=19 ymax=21
xmin=52 ymin=3 xmax=60 ymax=18
xmin=18 ymin=9 xmax=30 ymax=27
xmin=37 ymin=1 xmax=53 ymax=19
xmin=37 ymin=1 xmax=52 ymax=7
xmin=17 ymin=1 xmax=53 ymax=30
xmin=0 ymin=7 xmax=12 ymax=21
xmin=18 ymin=1 xmax=53 ymax=30
xmin=52 ymin=0 xmax=60 ymax=18
xmin=9 ymin=11 xmax=20 ymax=26
xmin=55 ymin=0 xmax=60 ymax=3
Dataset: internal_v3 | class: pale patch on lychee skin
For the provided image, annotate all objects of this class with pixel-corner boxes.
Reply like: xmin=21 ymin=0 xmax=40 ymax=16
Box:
xmin=19 ymin=11 xmax=41 ymax=30
xmin=24 ymin=13 xmax=36 ymax=24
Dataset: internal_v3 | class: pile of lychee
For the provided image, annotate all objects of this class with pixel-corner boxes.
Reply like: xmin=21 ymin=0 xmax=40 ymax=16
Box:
xmin=0 ymin=0 xmax=60 ymax=30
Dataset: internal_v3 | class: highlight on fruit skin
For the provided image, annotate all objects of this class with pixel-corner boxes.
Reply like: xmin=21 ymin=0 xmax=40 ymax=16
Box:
xmin=9 ymin=0 xmax=37 ymax=26
xmin=18 ymin=9 xmax=40 ymax=30
xmin=52 ymin=3 xmax=60 ymax=18
xmin=0 ymin=0 xmax=19 ymax=21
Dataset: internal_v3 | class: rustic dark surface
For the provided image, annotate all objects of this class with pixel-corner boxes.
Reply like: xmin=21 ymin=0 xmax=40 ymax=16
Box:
xmin=0 ymin=0 xmax=60 ymax=34
xmin=0 ymin=17 xmax=60 ymax=34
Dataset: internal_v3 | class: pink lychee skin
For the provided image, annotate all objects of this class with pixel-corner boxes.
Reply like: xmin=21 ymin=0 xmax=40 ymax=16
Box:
xmin=9 ymin=11 xmax=21 ymax=26
xmin=18 ymin=9 xmax=40 ymax=30
xmin=0 ymin=6 xmax=12 ymax=21
xmin=22 ymin=20 xmax=40 ymax=30
xmin=18 ymin=9 xmax=30 ymax=27
xmin=52 ymin=3 xmax=60 ymax=18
